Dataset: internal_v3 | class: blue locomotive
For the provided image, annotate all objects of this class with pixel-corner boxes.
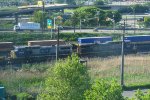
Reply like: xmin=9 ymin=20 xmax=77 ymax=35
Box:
xmin=10 ymin=45 xmax=72 ymax=63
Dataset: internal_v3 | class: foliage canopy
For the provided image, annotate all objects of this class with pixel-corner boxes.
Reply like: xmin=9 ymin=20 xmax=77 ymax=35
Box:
xmin=31 ymin=10 xmax=48 ymax=28
xmin=84 ymin=79 xmax=124 ymax=100
xmin=38 ymin=54 xmax=90 ymax=100
xmin=144 ymin=17 xmax=150 ymax=27
xmin=71 ymin=6 xmax=122 ymax=27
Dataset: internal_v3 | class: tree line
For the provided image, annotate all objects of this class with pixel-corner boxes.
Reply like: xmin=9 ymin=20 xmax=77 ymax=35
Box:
xmin=31 ymin=6 xmax=122 ymax=29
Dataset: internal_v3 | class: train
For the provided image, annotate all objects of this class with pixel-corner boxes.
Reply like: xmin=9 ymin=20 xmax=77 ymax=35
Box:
xmin=1 ymin=35 xmax=150 ymax=66
xmin=0 ymin=40 xmax=72 ymax=65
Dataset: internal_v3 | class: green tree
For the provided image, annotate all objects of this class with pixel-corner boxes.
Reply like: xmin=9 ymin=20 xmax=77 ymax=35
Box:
xmin=55 ymin=0 xmax=64 ymax=3
xmin=94 ymin=0 xmax=105 ymax=5
xmin=72 ymin=6 xmax=122 ymax=27
xmin=73 ymin=6 xmax=103 ymax=27
xmin=144 ymin=2 xmax=150 ymax=7
xmin=131 ymin=4 xmax=149 ymax=13
xmin=84 ymin=79 xmax=125 ymax=100
xmin=55 ymin=0 xmax=76 ymax=5
xmin=144 ymin=17 xmax=150 ymax=27
xmin=31 ymin=10 xmax=48 ymax=29
xmin=38 ymin=54 xmax=90 ymax=100
xmin=105 ymin=10 xmax=122 ymax=23
xmin=118 ymin=7 xmax=133 ymax=13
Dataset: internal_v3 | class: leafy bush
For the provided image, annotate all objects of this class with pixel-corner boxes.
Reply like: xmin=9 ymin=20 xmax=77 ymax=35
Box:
xmin=38 ymin=54 xmax=90 ymax=100
xmin=118 ymin=7 xmax=133 ymax=13
xmin=144 ymin=17 xmax=150 ymax=27
xmin=84 ymin=79 xmax=125 ymax=100
xmin=119 ymin=4 xmax=149 ymax=14
xmin=94 ymin=0 xmax=105 ymax=5
xmin=129 ymin=89 xmax=150 ymax=100
xmin=17 ymin=92 xmax=34 ymax=100
xmin=131 ymin=4 xmax=149 ymax=13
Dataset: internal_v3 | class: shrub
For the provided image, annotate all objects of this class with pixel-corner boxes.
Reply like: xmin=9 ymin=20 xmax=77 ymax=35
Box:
xmin=84 ymin=79 xmax=125 ymax=100
xmin=144 ymin=17 xmax=150 ymax=27
xmin=118 ymin=7 xmax=133 ymax=13
xmin=94 ymin=0 xmax=105 ymax=5
xmin=129 ymin=89 xmax=150 ymax=100
xmin=17 ymin=92 xmax=34 ymax=100
xmin=131 ymin=4 xmax=149 ymax=13
xmin=38 ymin=54 xmax=90 ymax=100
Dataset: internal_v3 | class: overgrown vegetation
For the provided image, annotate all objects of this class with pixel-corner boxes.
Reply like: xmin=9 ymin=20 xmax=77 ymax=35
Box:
xmin=118 ymin=4 xmax=149 ymax=14
xmin=0 ymin=32 xmax=122 ymax=45
xmin=144 ymin=17 xmax=150 ymax=27
xmin=1 ymin=32 xmax=150 ymax=45
xmin=38 ymin=54 xmax=90 ymax=100
xmin=84 ymin=79 xmax=124 ymax=100
xmin=1 ymin=54 xmax=150 ymax=99
xmin=0 ymin=20 xmax=14 ymax=29
xmin=128 ymin=89 xmax=150 ymax=100
xmin=71 ymin=6 xmax=121 ymax=27
xmin=88 ymin=55 xmax=150 ymax=87
xmin=31 ymin=11 xmax=49 ymax=29
xmin=0 ymin=62 xmax=53 ymax=98
xmin=0 ymin=7 xmax=18 ymax=12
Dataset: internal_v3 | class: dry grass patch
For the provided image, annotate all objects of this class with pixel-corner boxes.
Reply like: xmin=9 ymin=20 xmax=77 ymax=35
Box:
xmin=0 ymin=69 xmax=45 ymax=94
xmin=86 ymin=54 xmax=150 ymax=86
xmin=0 ymin=62 xmax=54 ymax=95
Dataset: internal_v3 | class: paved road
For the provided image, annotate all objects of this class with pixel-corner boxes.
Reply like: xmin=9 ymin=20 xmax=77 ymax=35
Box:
xmin=1 ymin=29 xmax=150 ymax=34
xmin=61 ymin=29 xmax=150 ymax=34
xmin=123 ymin=89 xmax=149 ymax=98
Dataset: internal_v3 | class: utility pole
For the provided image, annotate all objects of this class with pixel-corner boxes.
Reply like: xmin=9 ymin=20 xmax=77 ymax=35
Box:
xmin=42 ymin=0 xmax=45 ymax=34
xmin=121 ymin=19 xmax=125 ymax=87
xmin=80 ymin=18 xmax=81 ymax=33
xmin=96 ymin=11 xmax=100 ymax=28
xmin=54 ymin=17 xmax=56 ymax=30
xmin=134 ymin=9 xmax=136 ymax=34
xmin=56 ymin=26 xmax=60 ymax=61
xmin=14 ymin=13 xmax=18 ymax=25
xmin=133 ymin=0 xmax=136 ymax=34
xmin=113 ymin=14 xmax=115 ymax=32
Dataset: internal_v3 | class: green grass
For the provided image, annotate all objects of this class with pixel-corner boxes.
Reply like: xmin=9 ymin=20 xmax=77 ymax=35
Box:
xmin=0 ymin=7 xmax=18 ymax=12
xmin=64 ymin=9 xmax=74 ymax=13
xmin=1 ymin=32 xmax=150 ymax=45
xmin=122 ymin=15 xmax=143 ymax=19
xmin=87 ymin=55 xmax=150 ymax=89
xmin=0 ymin=20 xmax=14 ymax=29
xmin=1 ymin=32 xmax=150 ymax=95
xmin=0 ymin=32 xmax=122 ymax=45
xmin=1 ymin=54 xmax=150 ymax=95
xmin=0 ymin=62 xmax=54 ymax=95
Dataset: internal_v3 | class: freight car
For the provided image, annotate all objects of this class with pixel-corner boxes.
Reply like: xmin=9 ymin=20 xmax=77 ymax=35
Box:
xmin=28 ymin=40 xmax=66 ymax=46
xmin=79 ymin=41 xmax=140 ymax=57
xmin=78 ymin=36 xmax=112 ymax=44
xmin=77 ymin=35 xmax=150 ymax=57
xmin=124 ymin=35 xmax=150 ymax=43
